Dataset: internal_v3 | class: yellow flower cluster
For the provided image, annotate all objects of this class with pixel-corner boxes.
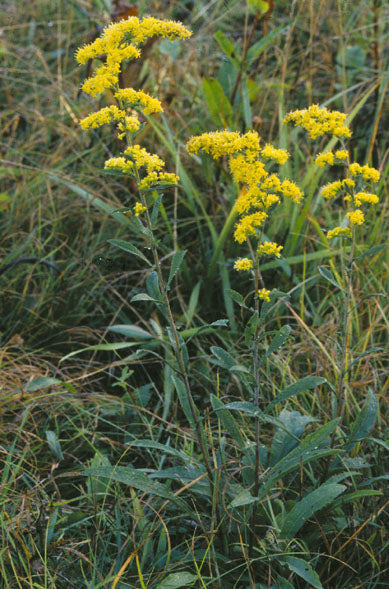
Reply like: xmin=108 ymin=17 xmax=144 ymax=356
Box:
xmin=234 ymin=258 xmax=253 ymax=271
xmin=186 ymin=131 xmax=260 ymax=159
xmin=353 ymin=192 xmax=379 ymax=206
xmin=257 ymin=242 xmax=283 ymax=258
xmin=104 ymin=156 xmax=134 ymax=174
xmin=283 ymin=104 xmax=351 ymax=139
xmin=335 ymin=150 xmax=348 ymax=160
xmin=315 ymin=152 xmax=334 ymax=168
xmin=138 ymin=171 xmax=179 ymax=191
xmin=124 ymin=145 xmax=164 ymax=172
xmin=79 ymin=105 xmax=125 ymax=129
xmin=82 ymin=62 xmax=122 ymax=97
xmin=115 ymin=88 xmax=163 ymax=114
xmin=327 ymin=227 xmax=352 ymax=240
xmin=349 ymin=163 xmax=380 ymax=183
xmin=117 ymin=115 xmax=141 ymax=139
xmin=261 ymin=144 xmax=289 ymax=165
xmin=258 ymin=288 xmax=270 ymax=302
xmin=134 ymin=202 xmax=147 ymax=216
xmin=347 ymin=210 xmax=365 ymax=226
xmin=234 ymin=211 xmax=268 ymax=244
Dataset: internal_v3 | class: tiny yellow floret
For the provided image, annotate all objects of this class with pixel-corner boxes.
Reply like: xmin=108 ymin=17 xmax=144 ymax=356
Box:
xmin=315 ymin=152 xmax=334 ymax=168
xmin=258 ymin=288 xmax=270 ymax=302
xmin=134 ymin=202 xmax=147 ymax=216
xmin=335 ymin=150 xmax=348 ymax=160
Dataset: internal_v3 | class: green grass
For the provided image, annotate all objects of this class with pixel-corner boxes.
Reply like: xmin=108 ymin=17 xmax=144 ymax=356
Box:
xmin=1 ymin=0 xmax=388 ymax=587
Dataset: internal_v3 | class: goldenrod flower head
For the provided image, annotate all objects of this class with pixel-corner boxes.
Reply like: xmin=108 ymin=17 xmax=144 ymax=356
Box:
xmin=234 ymin=258 xmax=253 ymax=271
xmin=79 ymin=105 xmax=125 ymax=130
xmin=283 ymin=104 xmax=351 ymax=139
xmin=349 ymin=162 xmax=380 ymax=183
xmin=279 ymin=179 xmax=303 ymax=203
xmin=117 ymin=115 xmax=141 ymax=138
xmin=257 ymin=242 xmax=283 ymax=258
xmin=134 ymin=202 xmax=147 ymax=216
xmin=321 ymin=180 xmax=343 ymax=199
xmin=229 ymin=154 xmax=267 ymax=186
xmin=261 ymin=193 xmax=280 ymax=208
xmin=104 ymin=156 xmax=134 ymax=173
xmin=315 ymin=152 xmax=334 ymax=168
xmin=115 ymin=88 xmax=163 ymax=114
xmin=138 ymin=171 xmax=179 ymax=190
xmin=258 ymin=288 xmax=270 ymax=302
xmin=186 ymin=130 xmax=260 ymax=159
xmin=82 ymin=63 xmax=121 ymax=97
xmin=335 ymin=150 xmax=349 ymax=160
xmin=347 ymin=209 xmax=365 ymax=225
xmin=234 ymin=211 xmax=268 ymax=244
xmin=261 ymin=144 xmax=289 ymax=165
xmin=260 ymin=174 xmax=282 ymax=191
xmin=343 ymin=178 xmax=355 ymax=188
xmin=353 ymin=192 xmax=379 ymax=207
xmin=124 ymin=145 xmax=164 ymax=173
xmin=327 ymin=227 xmax=352 ymax=239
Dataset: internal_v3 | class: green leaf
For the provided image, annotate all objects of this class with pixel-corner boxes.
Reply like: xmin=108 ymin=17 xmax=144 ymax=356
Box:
xmin=279 ymin=483 xmax=346 ymax=539
xmin=210 ymin=346 xmax=237 ymax=369
xmin=171 ymin=375 xmax=195 ymax=430
xmin=202 ymin=77 xmax=233 ymax=127
xmin=225 ymin=288 xmax=247 ymax=308
xmin=214 ymin=30 xmax=240 ymax=68
xmin=83 ymin=466 xmax=191 ymax=514
xmin=107 ymin=239 xmax=152 ymax=266
xmin=150 ymin=193 xmax=164 ymax=227
xmin=278 ymin=556 xmax=323 ymax=589
xmin=210 ymin=394 xmax=246 ymax=450
xmin=330 ymin=489 xmax=382 ymax=509
xmin=241 ymin=75 xmax=252 ymax=128
xmin=266 ymin=376 xmax=327 ymax=413
xmin=10 ymin=376 xmax=61 ymax=394
xmin=318 ymin=265 xmax=345 ymax=292
xmin=269 ymin=409 xmax=317 ymax=466
xmin=355 ymin=243 xmax=387 ymax=260
xmin=61 ymin=342 xmax=138 ymax=362
xmin=154 ymin=572 xmax=197 ymax=588
xmin=108 ymin=325 xmax=154 ymax=339
xmin=346 ymin=389 xmax=378 ymax=451
xmin=131 ymin=440 xmax=193 ymax=463
xmin=146 ymin=271 xmax=163 ymax=302
xmin=46 ymin=430 xmax=63 ymax=460
xmin=167 ymin=250 xmax=187 ymax=288
xmin=230 ymin=489 xmax=257 ymax=508
xmin=246 ymin=22 xmax=292 ymax=64
xmin=130 ymin=293 xmax=157 ymax=303
xmin=258 ymin=325 xmax=291 ymax=367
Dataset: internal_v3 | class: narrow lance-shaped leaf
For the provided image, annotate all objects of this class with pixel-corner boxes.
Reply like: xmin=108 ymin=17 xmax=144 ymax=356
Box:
xmin=108 ymin=238 xmax=152 ymax=266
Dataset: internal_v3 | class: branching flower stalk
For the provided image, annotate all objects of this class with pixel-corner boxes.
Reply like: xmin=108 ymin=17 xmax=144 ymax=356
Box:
xmin=186 ymin=131 xmax=303 ymax=553
xmin=75 ymin=17 xmax=216 ymax=496
xmin=284 ymin=105 xmax=381 ymax=422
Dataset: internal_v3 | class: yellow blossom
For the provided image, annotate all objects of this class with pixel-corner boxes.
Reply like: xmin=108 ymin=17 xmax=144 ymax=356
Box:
xmin=321 ymin=181 xmax=342 ymax=199
xmin=258 ymin=288 xmax=270 ymax=302
xmin=335 ymin=150 xmax=349 ymax=160
xmin=115 ymin=88 xmax=163 ymax=114
xmin=104 ymin=156 xmax=134 ymax=174
xmin=349 ymin=163 xmax=380 ymax=182
xmin=79 ymin=105 xmax=125 ymax=129
xmin=134 ymin=202 xmax=147 ymax=216
xmin=283 ymin=104 xmax=351 ymax=139
xmin=81 ymin=63 xmax=121 ymax=97
xmin=347 ymin=209 xmax=365 ymax=225
xmin=257 ymin=242 xmax=283 ymax=258
xmin=315 ymin=152 xmax=334 ymax=168
xmin=234 ymin=211 xmax=268 ymax=244
xmin=234 ymin=258 xmax=253 ymax=271
xmin=261 ymin=144 xmax=289 ymax=165
xmin=327 ymin=227 xmax=352 ymax=239
xmin=353 ymin=192 xmax=379 ymax=206
xmin=124 ymin=145 xmax=164 ymax=173
xmin=117 ymin=115 xmax=141 ymax=138
xmin=186 ymin=130 xmax=260 ymax=159
xmin=280 ymin=179 xmax=303 ymax=203
xmin=138 ymin=171 xmax=179 ymax=190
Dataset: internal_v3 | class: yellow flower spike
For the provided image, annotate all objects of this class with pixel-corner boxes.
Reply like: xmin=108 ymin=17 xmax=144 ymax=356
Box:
xmin=283 ymin=104 xmax=352 ymax=139
xmin=115 ymin=88 xmax=163 ymax=114
xmin=134 ymin=202 xmax=147 ymax=216
xmin=257 ymin=242 xmax=283 ymax=258
xmin=321 ymin=181 xmax=343 ymax=199
xmin=234 ymin=258 xmax=253 ymax=271
xmin=186 ymin=130 xmax=260 ymax=159
xmin=347 ymin=209 xmax=365 ymax=226
xmin=81 ymin=63 xmax=121 ymax=97
xmin=124 ymin=145 xmax=164 ymax=173
xmin=257 ymin=288 xmax=271 ymax=302
xmin=315 ymin=152 xmax=335 ymax=168
xmin=117 ymin=115 xmax=141 ymax=139
xmin=327 ymin=227 xmax=352 ymax=239
xmin=279 ymin=179 xmax=303 ymax=203
xmin=79 ymin=105 xmax=126 ymax=130
xmin=104 ymin=156 xmax=134 ymax=174
xmin=233 ymin=212 xmax=268 ymax=244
